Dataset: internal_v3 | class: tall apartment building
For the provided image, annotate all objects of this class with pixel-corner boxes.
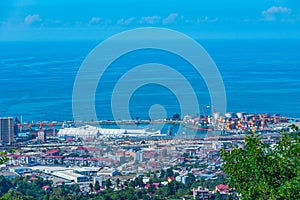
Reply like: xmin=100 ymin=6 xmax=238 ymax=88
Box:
xmin=0 ymin=117 xmax=14 ymax=144
xmin=38 ymin=129 xmax=46 ymax=142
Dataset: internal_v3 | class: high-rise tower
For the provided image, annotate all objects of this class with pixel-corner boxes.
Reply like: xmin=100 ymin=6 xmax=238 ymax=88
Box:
xmin=0 ymin=117 xmax=14 ymax=144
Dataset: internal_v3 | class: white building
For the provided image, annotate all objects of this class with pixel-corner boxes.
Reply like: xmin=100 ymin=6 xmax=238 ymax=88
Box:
xmin=57 ymin=125 xmax=161 ymax=139
xmin=97 ymin=167 xmax=118 ymax=177
xmin=57 ymin=125 xmax=100 ymax=139
xmin=53 ymin=170 xmax=89 ymax=183
xmin=134 ymin=150 xmax=144 ymax=162
xmin=30 ymin=166 xmax=90 ymax=183
xmin=9 ymin=167 xmax=32 ymax=175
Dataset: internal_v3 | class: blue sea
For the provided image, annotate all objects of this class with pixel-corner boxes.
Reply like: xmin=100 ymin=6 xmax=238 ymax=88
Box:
xmin=0 ymin=39 xmax=299 ymax=122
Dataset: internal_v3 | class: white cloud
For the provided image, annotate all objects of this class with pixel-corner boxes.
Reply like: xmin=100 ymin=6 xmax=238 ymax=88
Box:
xmin=196 ymin=16 xmax=218 ymax=23
xmin=262 ymin=6 xmax=292 ymax=21
xmin=117 ymin=17 xmax=135 ymax=25
xmin=162 ymin=13 xmax=178 ymax=24
xmin=24 ymin=14 xmax=42 ymax=25
xmin=89 ymin=17 xmax=101 ymax=25
xmin=139 ymin=16 xmax=161 ymax=24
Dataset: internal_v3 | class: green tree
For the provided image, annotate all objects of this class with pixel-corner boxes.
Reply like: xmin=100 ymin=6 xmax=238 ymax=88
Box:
xmin=53 ymin=159 xmax=59 ymax=165
xmin=176 ymin=188 xmax=186 ymax=198
xmin=0 ymin=151 xmax=8 ymax=165
xmin=123 ymin=180 xmax=128 ymax=188
xmin=159 ymin=170 xmax=165 ymax=179
xmin=115 ymin=178 xmax=120 ymax=189
xmin=220 ymin=127 xmax=300 ymax=200
xmin=147 ymin=179 xmax=155 ymax=193
xmin=146 ymin=171 xmax=151 ymax=177
xmin=166 ymin=182 xmax=175 ymax=196
xmin=50 ymin=187 xmax=64 ymax=200
xmin=137 ymin=176 xmax=144 ymax=188
xmin=166 ymin=167 xmax=173 ymax=177
xmin=94 ymin=180 xmax=100 ymax=191
xmin=134 ymin=177 xmax=139 ymax=187
xmin=105 ymin=179 xmax=112 ymax=189
xmin=89 ymin=183 xmax=93 ymax=192
xmin=2 ymin=189 xmax=34 ymax=200
xmin=136 ymin=190 xmax=143 ymax=199
xmin=214 ymin=191 xmax=222 ymax=200
xmin=128 ymin=180 xmax=136 ymax=188
xmin=0 ymin=176 xmax=13 ymax=196
xmin=186 ymin=173 xmax=196 ymax=187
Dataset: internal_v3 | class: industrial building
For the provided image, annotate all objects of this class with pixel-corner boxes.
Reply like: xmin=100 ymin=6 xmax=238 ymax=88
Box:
xmin=57 ymin=125 xmax=100 ymax=139
xmin=52 ymin=170 xmax=89 ymax=183
xmin=57 ymin=125 xmax=161 ymax=140
xmin=29 ymin=166 xmax=94 ymax=183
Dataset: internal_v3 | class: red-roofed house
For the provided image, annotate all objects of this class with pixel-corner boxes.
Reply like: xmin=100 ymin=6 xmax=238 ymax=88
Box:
xmin=45 ymin=149 xmax=59 ymax=156
xmin=145 ymin=183 xmax=160 ymax=189
xmin=214 ymin=184 xmax=229 ymax=194
xmin=42 ymin=185 xmax=51 ymax=191
xmin=153 ymin=183 xmax=160 ymax=189
xmin=66 ymin=137 xmax=73 ymax=142
xmin=29 ymin=176 xmax=38 ymax=181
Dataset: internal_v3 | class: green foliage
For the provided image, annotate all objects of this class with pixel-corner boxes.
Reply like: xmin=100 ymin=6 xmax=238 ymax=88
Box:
xmin=2 ymin=189 xmax=34 ymax=200
xmin=147 ymin=178 xmax=155 ymax=193
xmin=89 ymin=183 xmax=93 ymax=192
xmin=146 ymin=171 xmax=151 ymax=177
xmin=0 ymin=151 xmax=9 ymax=165
xmin=0 ymin=176 xmax=82 ymax=200
xmin=49 ymin=184 xmax=81 ymax=200
xmin=15 ymin=177 xmax=49 ymax=199
xmin=94 ymin=180 xmax=100 ymax=191
xmin=0 ymin=176 xmax=13 ymax=196
xmin=159 ymin=169 xmax=165 ymax=178
xmin=105 ymin=178 xmax=112 ymax=189
xmin=166 ymin=168 xmax=174 ymax=178
xmin=221 ymin=127 xmax=300 ymax=200
xmin=136 ymin=176 xmax=144 ymax=188
xmin=186 ymin=173 xmax=196 ymax=187
xmin=0 ymin=172 xmax=231 ymax=200
xmin=115 ymin=178 xmax=120 ymax=189
xmin=128 ymin=179 xmax=137 ymax=188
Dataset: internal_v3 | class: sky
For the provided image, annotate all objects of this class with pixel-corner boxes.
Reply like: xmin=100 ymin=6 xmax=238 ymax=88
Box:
xmin=0 ymin=0 xmax=300 ymax=40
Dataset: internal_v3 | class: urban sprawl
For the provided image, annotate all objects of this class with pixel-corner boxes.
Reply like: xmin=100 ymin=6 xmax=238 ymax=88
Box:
xmin=0 ymin=112 xmax=298 ymax=199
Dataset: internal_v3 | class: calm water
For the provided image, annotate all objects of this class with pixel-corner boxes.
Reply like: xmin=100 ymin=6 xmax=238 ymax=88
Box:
xmin=0 ymin=39 xmax=299 ymax=122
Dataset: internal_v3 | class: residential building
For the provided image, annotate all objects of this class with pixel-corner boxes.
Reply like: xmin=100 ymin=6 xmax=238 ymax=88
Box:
xmin=193 ymin=186 xmax=210 ymax=200
xmin=38 ymin=129 xmax=46 ymax=142
xmin=0 ymin=117 xmax=14 ymax=144
xmin=134 ymin=150 xmax=144 ymax=162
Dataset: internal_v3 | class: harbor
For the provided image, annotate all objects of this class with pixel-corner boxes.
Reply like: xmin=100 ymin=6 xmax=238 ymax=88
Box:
xmin=16 ymin=112 xmax=298 ymax=131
